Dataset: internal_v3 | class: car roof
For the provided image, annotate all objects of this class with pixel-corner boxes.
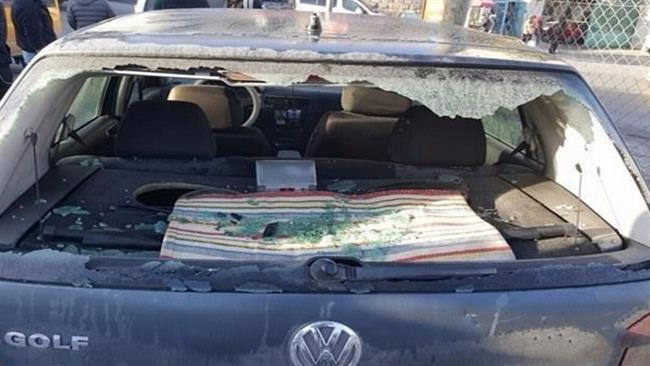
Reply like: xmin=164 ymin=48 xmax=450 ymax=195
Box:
xmin=46 ymin=9 xmax=573 ymax=71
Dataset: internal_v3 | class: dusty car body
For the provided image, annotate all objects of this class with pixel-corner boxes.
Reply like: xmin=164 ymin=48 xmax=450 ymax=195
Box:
xmin=1 ymin=9 xmax=650 ymax=366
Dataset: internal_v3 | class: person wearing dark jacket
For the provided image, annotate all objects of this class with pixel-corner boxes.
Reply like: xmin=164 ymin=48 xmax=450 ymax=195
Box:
xmin=67 ymin=0 xmax=115 ymax=30
xmin=0 ymin=1 xmax=13 ymax=98
xmin=11 ymin=0 xmax=56 ymax=64
xmin=548 ymin=17 xmax=566 ymax=54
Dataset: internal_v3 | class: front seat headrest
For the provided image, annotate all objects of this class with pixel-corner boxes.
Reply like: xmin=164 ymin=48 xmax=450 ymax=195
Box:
xmin=389 ymin=106 xmax=486 ymax=167
xmin=116 ymin=101 xmax=216 ymax=160
xmin=341 ymin=87 xmax=411 ymax=116
xmin=168 ymin=85 xmax=232 ymax=129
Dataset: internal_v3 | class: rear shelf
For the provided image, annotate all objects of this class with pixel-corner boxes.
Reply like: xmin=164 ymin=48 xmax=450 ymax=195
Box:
xmin=4 ymin=159 xmax=622 ymax=260
xmin=465 ymin=175 xmax=620 ymax=258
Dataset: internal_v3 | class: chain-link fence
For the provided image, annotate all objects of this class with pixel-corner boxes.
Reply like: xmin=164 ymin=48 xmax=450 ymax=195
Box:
xmin=467 ymin=0 xmax=650 ymax=179
xmin=537 ymin=2 xmax=648 ymax=117
xmin=534 ymin=0 xmax=650 ymax=179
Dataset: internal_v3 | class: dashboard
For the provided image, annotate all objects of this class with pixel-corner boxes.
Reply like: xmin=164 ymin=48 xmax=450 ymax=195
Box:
xmin=256 ymin=86 xmax=342 ymax=153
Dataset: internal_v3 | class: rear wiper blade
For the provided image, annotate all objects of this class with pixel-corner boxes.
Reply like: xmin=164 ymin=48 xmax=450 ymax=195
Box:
xmin=42 ymin=226 xmax=162 ymax=250
xmin=309 ymin=257 xmax=497 ymax=282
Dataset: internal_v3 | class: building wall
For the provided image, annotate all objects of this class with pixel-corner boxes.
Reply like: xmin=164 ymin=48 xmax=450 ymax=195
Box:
xmin=365 ymin=0 xmax=423 ymax=16
xmin=365 ymin=0 xmax=473 ymax=20
xmin=378 ymin=0 xmax=540 ymax=22
xmin=417 ymin=0 xmax=542 ymax=25
xmin=421 ymin=0 xmax=471 ymax=23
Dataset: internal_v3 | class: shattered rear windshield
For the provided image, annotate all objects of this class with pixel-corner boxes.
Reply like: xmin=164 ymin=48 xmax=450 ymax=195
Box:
xmin=0 ymin=55 xmax=647 ymax=269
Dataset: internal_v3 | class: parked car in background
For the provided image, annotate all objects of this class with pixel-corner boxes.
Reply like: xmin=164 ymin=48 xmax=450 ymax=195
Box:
xmin=135 ymin=0 xmax=224 ymax=12
xmin=2 ymin=0 xmax=63 ymax=62
xmin=135 ymin=0 xmax=375 ymax=13
xmin=2 ymin=9 xmax=650 ymax=366
xmin=135 ymin=0 xmax=292 ymax=11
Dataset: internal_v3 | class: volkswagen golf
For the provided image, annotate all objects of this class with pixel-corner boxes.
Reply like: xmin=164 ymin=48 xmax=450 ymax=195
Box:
xmin=0 ymin=9 xmax=649 ymax=366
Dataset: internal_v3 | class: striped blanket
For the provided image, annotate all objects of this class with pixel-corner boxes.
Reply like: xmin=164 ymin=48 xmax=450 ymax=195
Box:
xmin=160 ymin=189 xmax=515 ymax=262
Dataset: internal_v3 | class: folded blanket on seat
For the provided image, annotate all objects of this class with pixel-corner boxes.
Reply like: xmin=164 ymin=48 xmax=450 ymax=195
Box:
xmin=160 ymin=189 xmax=515 ymax=262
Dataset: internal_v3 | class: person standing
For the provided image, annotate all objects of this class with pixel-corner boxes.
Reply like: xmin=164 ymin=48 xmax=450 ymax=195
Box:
xmin=522 ymin=16 xmax=542 ymax=47
xmin=11 ymin=0 xmax=56 ymax=64
xmin=67 ymin=0 xmax=115 ymax=30
xmin=548 ymin=17 xmax=566 ymax=54
xmin=0 ymin=1 xmax=13 ymax=98
xmin=534 ymin=16 xmax=544 ymax=46
xmin=522 ymin=16 xmax=535 ymax=43
xmin=482 ymin=9 xmax=496 ymax=33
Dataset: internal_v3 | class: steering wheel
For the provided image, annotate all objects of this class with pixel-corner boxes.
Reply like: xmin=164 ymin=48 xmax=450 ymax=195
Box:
xmin=194 ymin=80 xmax=261 ymax=127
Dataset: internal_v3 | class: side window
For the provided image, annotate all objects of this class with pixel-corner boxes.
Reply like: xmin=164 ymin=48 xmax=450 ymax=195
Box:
xmin=301 ymin=0 xmax=328 ymax=6
xmin=66 ymin=76 xmax=110 ymax=130
xmin=342 ymin=0 xmax=364 ymax=13
xmin=127 ymin=79 xmax=143 ymax=107
xmin=481 ymin=107 xmax=524 ymax=147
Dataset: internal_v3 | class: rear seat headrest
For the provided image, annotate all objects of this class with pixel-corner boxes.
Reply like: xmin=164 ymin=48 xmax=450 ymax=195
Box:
xmin=389 ymin=106 xmax=486 ymax=167
xmin=341 ymin=87 xmax=411 ymax=116
xmin=116 ymin=101 xmax=216 ymax=160
xmin=167 ymin=85 xmax=232 ymax=130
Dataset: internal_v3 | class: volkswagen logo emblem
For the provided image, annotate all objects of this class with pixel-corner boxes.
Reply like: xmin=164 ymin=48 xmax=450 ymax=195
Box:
xmin=289 ymin=321 xmax=362 ymax=366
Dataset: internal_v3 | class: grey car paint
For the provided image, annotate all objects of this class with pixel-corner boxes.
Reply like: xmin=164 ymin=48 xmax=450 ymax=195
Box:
xmin=0 ymin=244 xmax=650 ymax=365
xmin=0 ymin=278 xmax=649 ymax=365
xmin=2 ymin=10 xmax=650 ymax=366
xmin=46 ymin=9 xmax=564 ymax=69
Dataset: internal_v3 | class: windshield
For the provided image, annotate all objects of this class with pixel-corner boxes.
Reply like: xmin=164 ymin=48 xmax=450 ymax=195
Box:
xmin=0 ymin=56 xmax=647 ymax=268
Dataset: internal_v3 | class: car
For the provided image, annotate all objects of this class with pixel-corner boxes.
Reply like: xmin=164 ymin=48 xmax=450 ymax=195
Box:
xmin=135 ymin=0 xmax=377 ymax=14
xmin=135 ymin=0 xmax=227 ymax=12
xmin=135 ymin=0 xmax=293 ymax=11
xmin=1 ymin=9 xmax=650 ymax=366
xmin=3 ymin=0 xmax=64 ymax=62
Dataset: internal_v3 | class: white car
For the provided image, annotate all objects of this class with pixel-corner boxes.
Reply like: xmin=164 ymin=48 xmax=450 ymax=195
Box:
xmin=135 ymin=0 xmax=227 ymax=12
xmin=135 ymin=0 xmax=380 ymax=14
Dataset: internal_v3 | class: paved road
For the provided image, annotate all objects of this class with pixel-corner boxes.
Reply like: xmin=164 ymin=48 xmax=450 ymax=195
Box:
xmin=558 ymin=51 xmax=650 ymax=184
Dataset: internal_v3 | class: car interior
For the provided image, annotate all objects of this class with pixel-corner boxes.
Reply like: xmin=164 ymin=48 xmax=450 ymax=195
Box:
xmin=0 ymin=73 xmax=624 ymax=262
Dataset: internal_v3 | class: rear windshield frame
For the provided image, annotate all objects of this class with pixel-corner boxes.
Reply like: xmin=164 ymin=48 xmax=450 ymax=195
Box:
xmin=1 ymin=56 xmax=649 ymax=292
